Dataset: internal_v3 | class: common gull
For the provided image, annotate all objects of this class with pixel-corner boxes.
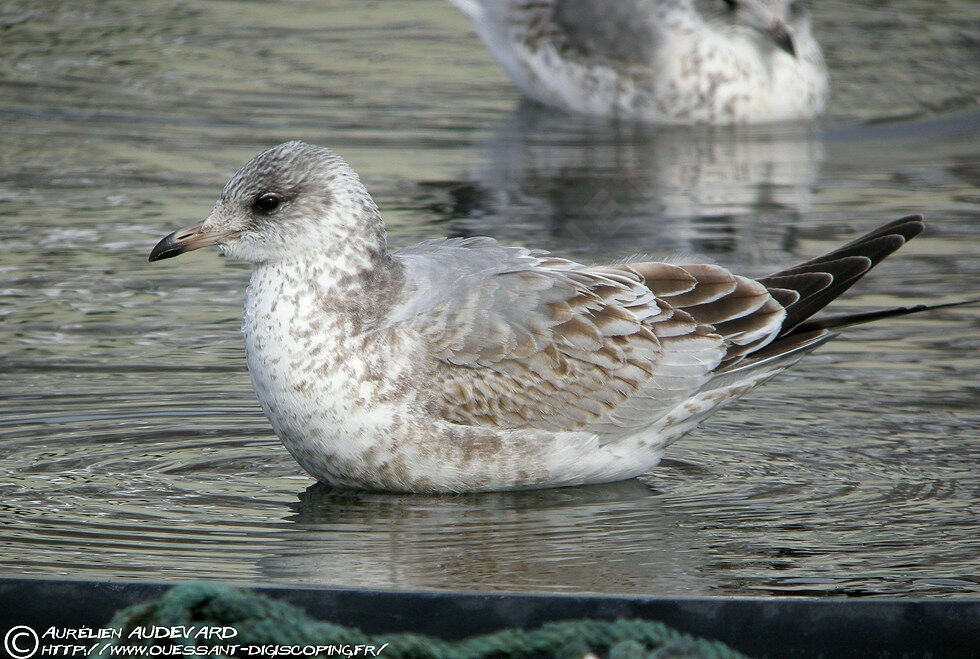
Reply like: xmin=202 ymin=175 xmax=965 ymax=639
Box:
xmin=448 ymin=0 xmax=829 ymax=123
xmin=150 ymin=142 xmax=967 ymax=493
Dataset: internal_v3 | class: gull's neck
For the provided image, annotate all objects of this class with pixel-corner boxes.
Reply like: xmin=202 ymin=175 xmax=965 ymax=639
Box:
xmin=248 ymin=210 xmax=403 ymax=334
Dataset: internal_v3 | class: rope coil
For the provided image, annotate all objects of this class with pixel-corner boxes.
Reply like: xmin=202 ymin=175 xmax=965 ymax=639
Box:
xmin=97 ymin=583 xmax=748 ymax=658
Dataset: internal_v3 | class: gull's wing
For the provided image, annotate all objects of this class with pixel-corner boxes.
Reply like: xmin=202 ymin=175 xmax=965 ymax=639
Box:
xmin=389 ymin=217 xmax=934 ymax=443
xmin=548 ymin=0 xmax=662 ymax=66
xmin=390 ymin=237 xmax=785 ymax=440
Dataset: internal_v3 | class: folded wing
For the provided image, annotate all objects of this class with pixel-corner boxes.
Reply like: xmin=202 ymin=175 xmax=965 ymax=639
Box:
xmin=390 ymin=217 xmax=932 ymax=444
xmin=391 ymin=236 xmax=786 ymax=441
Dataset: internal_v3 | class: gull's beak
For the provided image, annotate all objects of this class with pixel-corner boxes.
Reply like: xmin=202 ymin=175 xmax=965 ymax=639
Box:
xmin=148 ymin=221 xmax=234 ymax=262
xmin=769 ymin=21 xmax=796 ymax=58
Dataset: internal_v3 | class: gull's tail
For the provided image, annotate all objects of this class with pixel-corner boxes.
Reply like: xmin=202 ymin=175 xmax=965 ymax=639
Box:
xmin=790 ymin=298 xmax=979 ymax=334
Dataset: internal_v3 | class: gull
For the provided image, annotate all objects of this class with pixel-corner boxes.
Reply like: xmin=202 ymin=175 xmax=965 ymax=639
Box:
xmin=447 ymin=0 xmax=829 ymax=123
xmin=150 ymin=142 xmax=966 ymax=493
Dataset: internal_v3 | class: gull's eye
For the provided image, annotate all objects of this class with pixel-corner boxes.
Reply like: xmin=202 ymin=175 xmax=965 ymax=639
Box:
xmin=252 ymin=193 xmax=281 ymax=214
xmin=722 ymin=0 xmax=737 ymax=9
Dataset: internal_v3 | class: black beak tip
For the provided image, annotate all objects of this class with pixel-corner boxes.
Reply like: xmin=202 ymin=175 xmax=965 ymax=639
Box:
xmin=776 ymin=33 xmax=796 ymax=58
xmin=148 ymin=231 xmax=182 ymax=262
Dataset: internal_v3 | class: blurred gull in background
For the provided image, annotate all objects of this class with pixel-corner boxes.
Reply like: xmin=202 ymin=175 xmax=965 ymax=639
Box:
xmin=448 ymin=0 xmax=829 ymax=124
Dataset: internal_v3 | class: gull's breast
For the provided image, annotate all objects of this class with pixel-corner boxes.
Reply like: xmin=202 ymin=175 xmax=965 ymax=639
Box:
xmin=241 ymin=264 xmax=430 ymax=483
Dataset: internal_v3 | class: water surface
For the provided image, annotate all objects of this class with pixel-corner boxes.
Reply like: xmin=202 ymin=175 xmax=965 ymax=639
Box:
xmin=0 ymin=0 xmax=978 ymax=597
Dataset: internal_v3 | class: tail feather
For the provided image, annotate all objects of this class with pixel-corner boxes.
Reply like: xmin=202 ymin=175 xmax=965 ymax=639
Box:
xmin=715 ymin=329 xmax=834 ymax=376
xmin=792 ymin=298 xmax=980 ymax=334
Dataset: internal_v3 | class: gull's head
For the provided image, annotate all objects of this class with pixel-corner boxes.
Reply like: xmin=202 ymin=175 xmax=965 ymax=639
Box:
xmin=150 ymin=141 xmax=379 ymax=265
xmin=713 ymin=0 xmax=813 ymax=58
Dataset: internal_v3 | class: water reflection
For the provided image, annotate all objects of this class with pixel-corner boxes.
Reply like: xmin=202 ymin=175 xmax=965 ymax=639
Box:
xmin=266 ymin=479 xmax=709 ymax=593
xmin=418 ymin=102 xmax=822 ymax=263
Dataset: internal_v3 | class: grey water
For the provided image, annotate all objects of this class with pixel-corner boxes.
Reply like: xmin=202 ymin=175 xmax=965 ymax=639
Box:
xmin=0 ymin=0 xmax=978 ymax=598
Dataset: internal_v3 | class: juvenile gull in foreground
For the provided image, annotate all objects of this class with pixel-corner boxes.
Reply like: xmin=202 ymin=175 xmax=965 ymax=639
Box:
xmin=150 ymin=142 xmax=965 ymax=493
xmin=448 ymin=0 xmax=829 ymax=123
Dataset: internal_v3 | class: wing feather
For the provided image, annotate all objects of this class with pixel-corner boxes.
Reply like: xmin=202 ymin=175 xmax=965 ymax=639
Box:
xmin=391 ymin=238 xmax=788 ymax=442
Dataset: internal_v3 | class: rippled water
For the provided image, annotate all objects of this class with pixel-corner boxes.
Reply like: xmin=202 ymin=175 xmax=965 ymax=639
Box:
xmin=0 ymin=0 xmax=978 ymax=598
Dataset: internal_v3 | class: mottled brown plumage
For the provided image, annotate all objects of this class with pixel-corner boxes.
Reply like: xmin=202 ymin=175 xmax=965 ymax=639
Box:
xmin=404 ymin=217 xmax=938 ymax=445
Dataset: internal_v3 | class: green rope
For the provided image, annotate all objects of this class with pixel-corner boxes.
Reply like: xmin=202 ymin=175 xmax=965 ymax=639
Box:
xmin=96 ymin=583 xmax=748 ymax=659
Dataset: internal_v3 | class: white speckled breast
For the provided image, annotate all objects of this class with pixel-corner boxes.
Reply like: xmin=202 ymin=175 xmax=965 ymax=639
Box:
xmin=242 ymin=258 xmax=423 ymax=488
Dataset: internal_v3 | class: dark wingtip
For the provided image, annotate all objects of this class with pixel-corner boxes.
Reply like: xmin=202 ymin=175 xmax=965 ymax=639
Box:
xmin=760 ymin=215 xmax=929 ymax=335
xmin=879 ymin=214 xmax=923 ymax=237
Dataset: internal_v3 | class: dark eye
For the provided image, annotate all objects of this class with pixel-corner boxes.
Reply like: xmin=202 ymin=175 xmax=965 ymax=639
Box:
xmin=722 ymin=0 xmax=737 ymax=9
xmin=253 ymin=193 xmax=281 ymax=214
